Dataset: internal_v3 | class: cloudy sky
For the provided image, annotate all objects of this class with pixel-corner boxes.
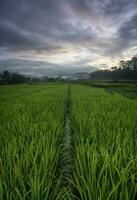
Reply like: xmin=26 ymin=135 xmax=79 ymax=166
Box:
xmin=0 ymin=0 xmax=137 ymax=76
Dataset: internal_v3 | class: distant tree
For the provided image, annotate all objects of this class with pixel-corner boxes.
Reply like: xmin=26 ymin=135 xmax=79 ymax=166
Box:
xmin=41 ymin=76 xmax=48 ymax=82
xmin=131 ymin=57 xmax=137 ymax=71
xmin=31 ymin=77 xmax=42 ymax=83
xmin=90 ymin=56 xmax=137 ymax=81
xmin=0 ymin=72 xmax=2 ymax=84
xmin=2 ymin=70 xmax=11 ymax=84
xmin=0 ymin=70 xmax=32 ymax=85
xmin=111 ymin=66 xmax=117 ymax=71
xmin=11 ymin=72 xmax=26 ymax=84
xmin=119 ymin=60 xmax=127 ymax=69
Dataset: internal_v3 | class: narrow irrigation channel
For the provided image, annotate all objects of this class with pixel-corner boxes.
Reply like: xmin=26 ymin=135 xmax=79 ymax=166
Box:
xmin=59 ymin=85 xmax=73 ymax=199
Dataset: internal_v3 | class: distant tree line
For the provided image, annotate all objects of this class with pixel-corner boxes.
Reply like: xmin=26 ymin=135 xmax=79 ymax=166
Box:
xmin=90 ymin=57 xmax=137 ymax=81
xmin=0 ymin=70 xmax=63 ymax=85
xmin=1 ymin=56 xmax=137 ymax=84
xmin=0 ymin=71 xmax=31 ymax=84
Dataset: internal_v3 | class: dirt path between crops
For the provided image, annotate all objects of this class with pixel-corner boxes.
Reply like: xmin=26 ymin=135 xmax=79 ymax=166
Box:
xmin=60 ymin=85 xmax=73 ymax=198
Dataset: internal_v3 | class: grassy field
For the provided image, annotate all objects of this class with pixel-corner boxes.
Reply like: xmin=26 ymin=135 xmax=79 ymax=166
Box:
xmin=71 ymin=85 xmax=137 ymax=200
xmin=88 ymin=82 xmax=137 ymax=99
xmin=0 ymin=84 xmax=68 ymax=200
xmin=0 ymin=84 xmax=137 ymax=199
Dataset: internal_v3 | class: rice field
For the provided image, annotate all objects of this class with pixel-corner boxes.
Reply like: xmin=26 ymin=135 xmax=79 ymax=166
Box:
xmin=0 ymin=84 xmax=68 ymax=200
xmin=0 ymin=84 xmax=137 ymax=199
xmin=71 ymin=85 xmax=137 ymax=200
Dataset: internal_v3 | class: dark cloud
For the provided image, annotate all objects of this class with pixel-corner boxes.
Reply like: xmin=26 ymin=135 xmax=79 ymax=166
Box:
xmin=0 ymin=0 xmax=137 ymax=74
xmin=0 ymin=0 xmax=96 ymax=51
xmin=118 ymin=14 xmax=137 ymax=41
xmin=101 ymin=0 xmax=137 ymax=15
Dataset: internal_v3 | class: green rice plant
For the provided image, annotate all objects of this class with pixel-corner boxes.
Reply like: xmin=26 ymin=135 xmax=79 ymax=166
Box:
xmin=71 ymin=85 xmax=137 ymax=200
xmin=1 ymin=84 xmax=137 ymax=200
xmin=0 ymin=84 xmax=68 ymax=200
